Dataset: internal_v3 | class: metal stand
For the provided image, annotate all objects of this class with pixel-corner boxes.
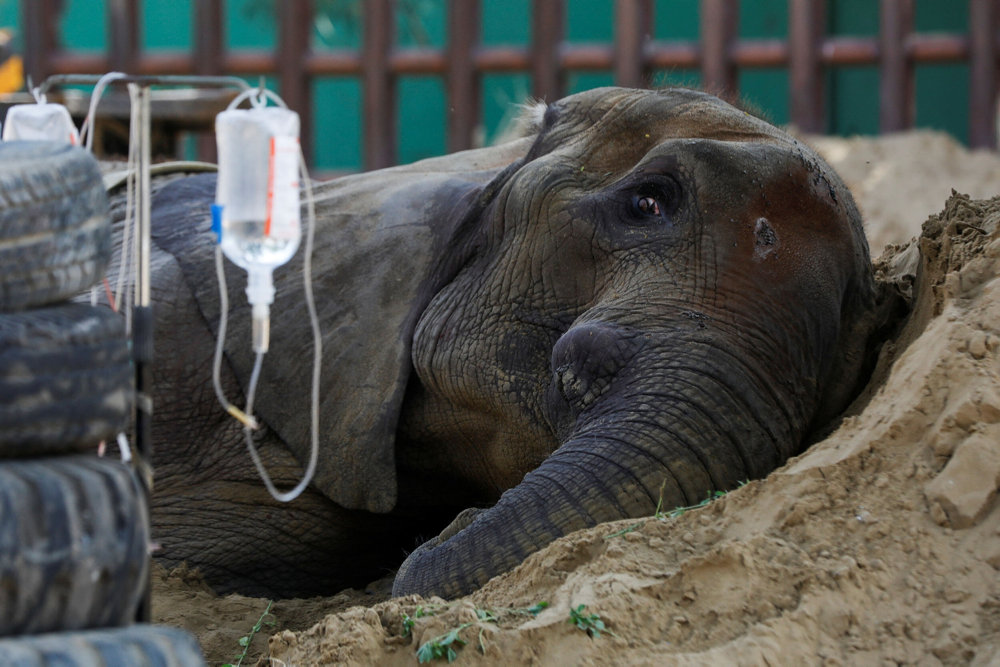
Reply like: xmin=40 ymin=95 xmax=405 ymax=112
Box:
xmin=39 ymin=73 xmax=252 ymax=624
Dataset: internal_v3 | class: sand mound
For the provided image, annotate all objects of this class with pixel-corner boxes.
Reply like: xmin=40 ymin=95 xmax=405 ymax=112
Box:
xmin=150 ymin=132 xmax=1000 ymax=665
xmin=263 ymin=193 xmax=1000 ymax=665
xmin=807 ymin=130 xmax=1000 ymax=257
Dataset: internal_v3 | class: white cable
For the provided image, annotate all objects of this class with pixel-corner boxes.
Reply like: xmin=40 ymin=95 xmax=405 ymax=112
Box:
xmin=80 ymin=71 xmax=127 ymax=152
xmin=113 ymin=84 xmax=142 ymax=322
xmin=116 ymin=432 xmax=133 ymax=463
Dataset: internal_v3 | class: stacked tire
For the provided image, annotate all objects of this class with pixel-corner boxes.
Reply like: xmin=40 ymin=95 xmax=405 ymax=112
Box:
xmin=0 ymin=142 xmax=204 ymax=665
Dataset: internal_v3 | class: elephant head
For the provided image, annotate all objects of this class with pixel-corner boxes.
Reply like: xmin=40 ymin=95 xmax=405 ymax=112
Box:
xmin=143 ymin=87 xmax=894 ymax=599
xmin=388 ymin=87 xmax=894 ymax=597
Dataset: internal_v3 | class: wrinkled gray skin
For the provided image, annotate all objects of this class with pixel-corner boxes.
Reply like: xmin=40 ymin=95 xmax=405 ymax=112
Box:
xmin=138 ymin=88 xmax=895 ymax=599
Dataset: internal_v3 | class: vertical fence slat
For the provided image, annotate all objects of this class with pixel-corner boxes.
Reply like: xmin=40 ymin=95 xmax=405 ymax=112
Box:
xmin=789 ymin=0 xmax=825 ymax=133
xmin=22 ymin=0 xmax=55 ymax=86
xmin=700 ymin=0 xmax=738 ymax=99
xmin=531 ymin=0 xmax=565 ymax=101
xmin=968 ymin=0 xmax=998 ymax=149
xmin=108 ymin=0 xmax=139 ymax=72
xmin=614 ymin=0 xmax=652 ymax=88
xmin=279 ymin=0 xmax=314 ymax=165
xmin=879 ymin=0 xmax=914 ymax=133
xmin=194 ymin=0 xmax=224 ymax=161
xmin=195 ymin=0 xmax=224 ymax=76
xmin=21 ymin=0 xmax=57 ymax=86
xmin=364 ymin=0 xmax=396 ymax=169
xmin=447 ymin=0 xmax=480 ymax=152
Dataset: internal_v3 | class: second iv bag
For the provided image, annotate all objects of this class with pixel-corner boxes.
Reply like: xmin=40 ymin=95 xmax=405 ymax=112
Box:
xmin=2 ymin=102 xmax=79 ymax=144
xmin=215 ymin=106 xmax=302 ymax=353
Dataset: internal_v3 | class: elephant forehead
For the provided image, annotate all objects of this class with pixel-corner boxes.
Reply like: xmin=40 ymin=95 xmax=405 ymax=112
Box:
xmin=541 ymin=87 xmax=785 ymax=157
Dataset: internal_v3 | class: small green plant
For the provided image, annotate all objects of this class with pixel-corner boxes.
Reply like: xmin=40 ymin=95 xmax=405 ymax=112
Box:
xmin=402 ymin=604 xmax=437 ymax=638
xmin=416 ymin=624 xmax=472 ymax=663
xmin=603 ymin=520 xmax=645 ymax=540
xmin=605 ymin=482 xmax=744 ymax=539
xmin=222 ymin=600 xmax=276 ymax=667
xmin=568 ymin=603 xmax=614 ymax=638
xmin=409 ymin=601 xmax=549 ymax=662
xmin=522 ymin=601 xmax=550 ymax=616
xmin=663 ymin=489 xmax=729 ymax=519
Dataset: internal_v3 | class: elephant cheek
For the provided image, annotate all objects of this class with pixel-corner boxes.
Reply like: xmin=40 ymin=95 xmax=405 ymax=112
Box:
xmin=546 ymin=322 xmax=645 ymax=437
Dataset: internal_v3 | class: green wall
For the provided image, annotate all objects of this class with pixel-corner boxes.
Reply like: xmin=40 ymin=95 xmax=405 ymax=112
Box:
xmin=0 ymin=0 xmax=980 ymax=171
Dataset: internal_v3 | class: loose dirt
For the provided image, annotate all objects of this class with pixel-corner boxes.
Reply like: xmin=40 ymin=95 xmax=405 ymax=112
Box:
xmin=152 ymin=131 xmax=1000 ymax=665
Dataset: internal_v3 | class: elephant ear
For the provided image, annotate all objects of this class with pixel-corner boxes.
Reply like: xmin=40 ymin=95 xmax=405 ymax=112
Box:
xmin=149 ymin=137 xmax=534 ymax=514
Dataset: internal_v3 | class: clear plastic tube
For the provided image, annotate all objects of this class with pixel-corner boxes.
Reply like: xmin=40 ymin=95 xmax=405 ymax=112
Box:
xmin=80 ymin=71 xmax=126 ymax=152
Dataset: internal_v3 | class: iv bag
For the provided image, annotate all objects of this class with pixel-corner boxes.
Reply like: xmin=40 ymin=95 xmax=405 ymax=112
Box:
xmin=215 ymin=107 xmax=301 ymax=273
xmin=2 ymin=103 xmax=79 ymax=144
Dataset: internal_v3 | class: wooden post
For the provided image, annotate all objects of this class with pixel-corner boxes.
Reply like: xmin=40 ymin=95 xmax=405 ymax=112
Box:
xmin=879 ymin=0 xmax=914 ymax=133
xmin=363 ymin=0 xmax=396 ymax=169
xmin=279 ymin=0 xmax=314 ymax=165
xmin=194 ymin=0 xmax=224 ymax=161
xmin=531 ymin=0 xmax=564 ymax=102
xmin=108 ymin=0 xmax=140 ymax=73
xmin=699 ymin=0 xmax=738 ymax=100
xmin=21 ymin=0 xmax=59 ymax=86
xmin=788 ymin=0 xmax=825 ymax=133
xmin=447 ymin=0 xmax=480 ymax=152
xmin=968 ymin=0 xmax=998 ymax=149
xmin=614 ymin=0 xmax=653 ymax=88
xmin=194 ymin=1 xmax=224 ymax=76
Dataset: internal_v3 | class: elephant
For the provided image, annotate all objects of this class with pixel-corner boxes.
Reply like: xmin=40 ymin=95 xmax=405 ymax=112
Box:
xmin=136 ymin=86 xmax=897 ymax=600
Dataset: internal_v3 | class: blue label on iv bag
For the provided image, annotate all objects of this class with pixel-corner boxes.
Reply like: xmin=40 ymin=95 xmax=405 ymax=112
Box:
xmin=211 ymin=204 xmax=223 ymax=243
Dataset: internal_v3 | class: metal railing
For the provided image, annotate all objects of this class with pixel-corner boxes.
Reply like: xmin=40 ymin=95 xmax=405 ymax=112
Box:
xmin=19 ymin=0 xmax=1000 ymax=170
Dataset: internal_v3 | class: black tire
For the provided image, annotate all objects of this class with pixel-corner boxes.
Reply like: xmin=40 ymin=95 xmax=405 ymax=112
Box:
xmin=0 ymin=141 xmax=111 ymax=312
xmin=0 ymin=624 xmax=205 ymax=666
xmin=0 ymin=303 xmax=131 ymax=456
xmin=0 ymin=456 xmax=149 ymax=636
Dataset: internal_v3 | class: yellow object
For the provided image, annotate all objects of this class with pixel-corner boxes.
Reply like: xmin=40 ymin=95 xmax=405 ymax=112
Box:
xmin=226 ymin=404 xmax=260 ymax=430
xmin=0 ymin=53 xmax=23 ymax=93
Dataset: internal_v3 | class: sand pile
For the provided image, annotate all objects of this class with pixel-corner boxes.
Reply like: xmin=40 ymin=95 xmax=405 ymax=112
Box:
xmin=808 ymin=130 xmax=1000 ymax=257
xmin=263 ymin=192 xmax=1000 ymax=665
xmin=151 ymin=132 xmax=1000 ymax=665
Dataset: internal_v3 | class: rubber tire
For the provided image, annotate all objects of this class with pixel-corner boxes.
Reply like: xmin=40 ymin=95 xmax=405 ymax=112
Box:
xmin=0 ymin=141 xmax=111 ymax=312
xmin=0 ymin=624 xmax=205 ymax=666
xmin=0 ymin=303 xmax=131 ymax=456
xmin=0 ymin=456 xmax=149 ymax=637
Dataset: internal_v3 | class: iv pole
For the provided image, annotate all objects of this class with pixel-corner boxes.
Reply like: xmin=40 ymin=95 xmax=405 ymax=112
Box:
xmin=40 ymin=73 xmax=252 ymax=624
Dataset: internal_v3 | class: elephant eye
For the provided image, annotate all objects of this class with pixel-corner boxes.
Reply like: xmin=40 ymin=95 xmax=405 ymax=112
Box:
xmin=628 ymin=178 xmax=680 ymax=223
xmin=634 ymin=196 xmax=661 ymax=217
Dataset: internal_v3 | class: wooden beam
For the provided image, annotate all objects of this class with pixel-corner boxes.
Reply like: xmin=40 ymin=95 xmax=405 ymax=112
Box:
xmin=968 ymin=0 xmax=998 ymax=148
xmin=279 ymin=0 xmax=314 ymax=164
xmin=108 ymin=0 xmax=140 ymax=73
xmin=614 ymin=0 xmax=653 ymax=88
xmin=699 ymin=0 xmax=738 ymax=100
xmin=194 ymin=0 xmax=224 ymax=161
xmin=363 ymin=0 xmax=396 ymax=169
xmin=879 ymin=0 xmax=914 ymax=133
xmin=531 ymin=0 xmax=564 ymax=101
xmin=447 ymin=0 xmax=480 ymax=152
xmin=788 ymin=0 xmax=825 ymax=133
xmin=22 ymin=0 xmax=59 ymax=86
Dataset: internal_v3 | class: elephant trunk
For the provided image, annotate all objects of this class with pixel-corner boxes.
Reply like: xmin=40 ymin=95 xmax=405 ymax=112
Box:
xmin=393 ymin=331 xmax=813 ymax=599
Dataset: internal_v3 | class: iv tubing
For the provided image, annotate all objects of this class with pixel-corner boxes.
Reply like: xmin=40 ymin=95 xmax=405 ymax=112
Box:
xmin=212 ymin=147 xmax=320 ymax=503
xmin=80 ymin=71 xmax=127 ymax=152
